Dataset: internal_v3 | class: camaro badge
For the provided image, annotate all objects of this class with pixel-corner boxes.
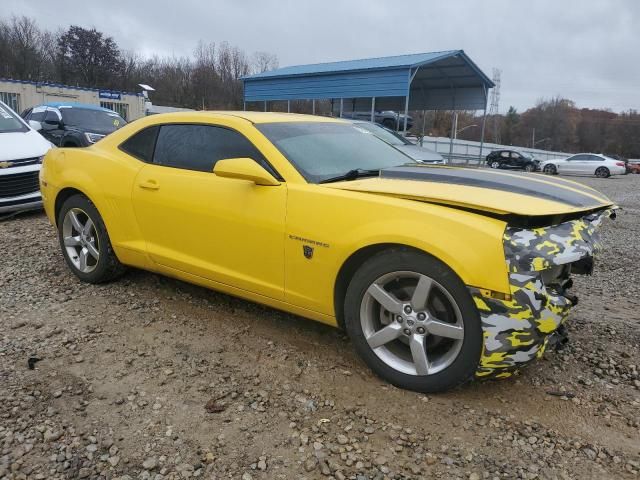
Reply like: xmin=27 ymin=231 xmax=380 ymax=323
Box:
xmin=0 ymin=161 xmax=13 ymax=169
xmin=303 ymin=245 xmax=314 ymax=259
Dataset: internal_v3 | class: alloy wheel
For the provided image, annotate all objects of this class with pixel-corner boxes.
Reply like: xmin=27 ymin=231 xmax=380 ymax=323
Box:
xmin=360 ymin=271 xmax=464 ymax=376
xmin=62 ymin=208 xmax=100 ymax=273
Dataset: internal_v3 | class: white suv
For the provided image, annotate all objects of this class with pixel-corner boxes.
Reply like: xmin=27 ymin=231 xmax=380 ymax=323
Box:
xmin=0 ymin=101 xmax=52 ymax=216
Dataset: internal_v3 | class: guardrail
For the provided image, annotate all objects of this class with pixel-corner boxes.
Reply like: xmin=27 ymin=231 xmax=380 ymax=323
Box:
xmin=409 ymin=136 xmax=571 ymax=166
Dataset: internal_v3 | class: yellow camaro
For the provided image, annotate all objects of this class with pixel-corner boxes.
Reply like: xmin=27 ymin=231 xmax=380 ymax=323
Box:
xmin=40 ymin=112 xmax=615 ymax=392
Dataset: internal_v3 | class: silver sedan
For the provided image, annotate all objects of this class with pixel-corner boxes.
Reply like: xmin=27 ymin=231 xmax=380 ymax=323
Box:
xmin=540 ymin=154 xmax=627 ymax=178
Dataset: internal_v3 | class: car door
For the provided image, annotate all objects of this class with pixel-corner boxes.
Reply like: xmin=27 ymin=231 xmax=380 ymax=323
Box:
xmin=510 ymin=151 xmax=525 ymax=168
xmin=560 ymin=154 xmax=582 ymax=174
xmin=131 ymin=123 xmax=287 ymax=300
xmin=580 ymin=155 xmax=603 ymax=175
xmin=42 ymin=108 xmax=65 ymax=145
xmin=499 ymin=151 xmax=512 ymax=167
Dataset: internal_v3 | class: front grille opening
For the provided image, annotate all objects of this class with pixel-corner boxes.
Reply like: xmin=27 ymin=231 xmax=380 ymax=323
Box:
xmin=0 ymin=171 xmax=40 ymax=198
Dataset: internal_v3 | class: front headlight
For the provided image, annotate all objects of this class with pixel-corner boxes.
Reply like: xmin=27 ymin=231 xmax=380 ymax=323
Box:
xmin=84 ymin=132 xmax=105 ymax=144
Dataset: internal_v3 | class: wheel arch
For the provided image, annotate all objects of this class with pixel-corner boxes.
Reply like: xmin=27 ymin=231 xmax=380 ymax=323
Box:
xmin=54 ymin=187 xmax=98 ymax=227
xmin=333 ymin=243 xmax=456 ymax=330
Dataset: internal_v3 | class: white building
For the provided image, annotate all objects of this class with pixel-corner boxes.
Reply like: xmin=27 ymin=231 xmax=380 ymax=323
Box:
xmin=0 ymin=78 xmax=146 ymax=120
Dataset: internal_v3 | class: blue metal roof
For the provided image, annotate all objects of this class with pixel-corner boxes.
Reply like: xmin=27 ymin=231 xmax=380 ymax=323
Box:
xmin=243 ymin=50 xmax=494 ymax=111
xmin=243 ymin=50 xmax=461 ymax=79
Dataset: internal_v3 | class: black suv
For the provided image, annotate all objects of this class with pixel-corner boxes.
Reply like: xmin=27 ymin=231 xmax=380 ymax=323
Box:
xmin=22 ymin=102 xmax=127 ymax=147
xmin=486 ymin=149 xmax=539 ymax=172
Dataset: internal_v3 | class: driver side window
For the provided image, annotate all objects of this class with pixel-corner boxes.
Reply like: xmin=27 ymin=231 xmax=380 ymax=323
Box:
xmin=152 ymin=124 xmax=270 ymax=174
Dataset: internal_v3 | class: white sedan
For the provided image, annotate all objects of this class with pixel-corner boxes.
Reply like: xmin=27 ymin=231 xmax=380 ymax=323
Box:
xmin=540 ymin=153 xmax=626 ymax=178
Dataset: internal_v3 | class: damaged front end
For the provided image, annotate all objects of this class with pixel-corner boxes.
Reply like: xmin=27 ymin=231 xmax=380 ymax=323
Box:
xmin=471 ymin=208 xmax=616 ymax=379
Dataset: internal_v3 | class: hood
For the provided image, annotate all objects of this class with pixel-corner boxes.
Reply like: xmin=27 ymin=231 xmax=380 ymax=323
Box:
xmin=395 ymin=144 xmax=444 ymax=163
xmin=323 ymin=165 xmax=614 ymax=217
xmin=0 ymin=129 xmax=52 ymax=161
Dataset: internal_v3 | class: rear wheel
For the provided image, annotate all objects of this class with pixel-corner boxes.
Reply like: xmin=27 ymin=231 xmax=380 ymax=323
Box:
xmin=489 ymin=160 xmax=501 ymax=169
xmin=595 ymin=166 xmax=610 ymax=178
xmin=543 ymin=164 xmax=557 ymax=175
xmin=57 ymin=194 xmax=126 ymax=283
xmin=344 ymin=249 xmax=482 ymax=393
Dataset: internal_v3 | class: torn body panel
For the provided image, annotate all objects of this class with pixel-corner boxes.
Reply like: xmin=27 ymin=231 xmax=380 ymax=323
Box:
xmin=472 ymin=208 xmax=615 ymax=379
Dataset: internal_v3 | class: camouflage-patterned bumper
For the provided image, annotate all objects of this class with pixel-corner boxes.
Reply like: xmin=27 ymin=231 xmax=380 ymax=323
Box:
xmin=472 ymin=209 xmax=615 ymax=379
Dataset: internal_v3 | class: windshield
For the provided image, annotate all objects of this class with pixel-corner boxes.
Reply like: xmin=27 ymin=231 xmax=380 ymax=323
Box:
xmin=60 ymin=107 xmax=126 ymax=133
xmin=0 ymin=103 xmax=28 ymax=133
xmin=257 ymin=122 xmax=414 ymax=183
xmin=354 ymin=122 xmax=409 ymax=146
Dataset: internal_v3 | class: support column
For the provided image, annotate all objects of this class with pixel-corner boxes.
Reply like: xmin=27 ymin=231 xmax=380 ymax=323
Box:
xmin=287 ymin=100 xmax=290 ymax=113
xmin=478 ymin=85 xmax=488 ymax=167
xmin=339 ymin=98 xmax=344 ymax=118
xmin=370 ymin=97 xmax=376 ymax=122
xmin=448 ymin=111 xmax=456 ymax=162
xmin=264 ymin=101 xmax=267 ymax=112
xmin=403 ymin=95 xmax=410 ymax=134
xmin=312 ymin=99 xmax=315 ymax=115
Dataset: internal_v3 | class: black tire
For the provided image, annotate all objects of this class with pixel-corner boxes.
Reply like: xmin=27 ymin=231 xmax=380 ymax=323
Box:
xmin=543 ymin=164 xmax=557 ymax=175
xmin=595 ymin=166 xmax=610 ymax=178
xmin=524 ymin=163 xmax=535 ymax=172
xmin=489 ymin=160 xmax=501 ymax=169
xmin=344 ymin=248 xmax=482 ymax=393
xmin=57 ymin=194 xmax=126 ymax=283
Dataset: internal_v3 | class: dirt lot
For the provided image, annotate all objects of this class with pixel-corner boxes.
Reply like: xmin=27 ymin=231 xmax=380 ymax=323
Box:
xmin=1 ymin=174 xmax=639 ymax=480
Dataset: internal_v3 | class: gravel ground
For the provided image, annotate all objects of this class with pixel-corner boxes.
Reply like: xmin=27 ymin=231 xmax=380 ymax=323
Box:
xmin=1 ymin=174 xmax=639 ymax=480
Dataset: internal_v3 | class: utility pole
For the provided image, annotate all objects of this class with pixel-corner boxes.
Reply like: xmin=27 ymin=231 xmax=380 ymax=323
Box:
xmin=532 ymin=128 xmax=535 ymax=148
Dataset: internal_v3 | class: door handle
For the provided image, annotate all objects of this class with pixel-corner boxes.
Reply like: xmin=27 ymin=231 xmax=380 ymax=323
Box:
xmin=139 ymin=179 xmax=160 ymax=190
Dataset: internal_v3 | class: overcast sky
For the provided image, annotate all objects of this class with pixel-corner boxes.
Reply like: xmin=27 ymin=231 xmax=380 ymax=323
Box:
xmin=6 ymin=0 xmax=639 ymax=113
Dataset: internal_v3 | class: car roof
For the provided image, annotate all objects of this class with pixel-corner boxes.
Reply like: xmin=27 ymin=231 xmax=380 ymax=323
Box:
xmin=38 ymin=102 xmax=118 ymax=113
xmin=175 ymin=111 xmax=347 ymax=124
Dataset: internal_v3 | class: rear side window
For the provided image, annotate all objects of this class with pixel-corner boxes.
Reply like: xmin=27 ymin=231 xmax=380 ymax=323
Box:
xmin=152 ymin=124 xmax=266 ymax=173
xmin=120 ymin=126 xmax=159 ymax=162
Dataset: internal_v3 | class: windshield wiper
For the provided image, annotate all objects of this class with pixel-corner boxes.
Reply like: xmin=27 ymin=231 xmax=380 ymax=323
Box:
xmin=319 ymin=168 xmax=380 ymax=184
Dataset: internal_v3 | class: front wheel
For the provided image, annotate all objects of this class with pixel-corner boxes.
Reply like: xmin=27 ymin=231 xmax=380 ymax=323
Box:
xmin=57 ymin=194 xmax=126 ymax=283
xmin=543 ymin=164 xmax=557 ymax=175
xmin=344 ymin=249 xmax=482 ymax=393
xmin=595 ymin=166 xmax=610 ymax=178
xmin=524 ymin=163 xmax=535 ymax=172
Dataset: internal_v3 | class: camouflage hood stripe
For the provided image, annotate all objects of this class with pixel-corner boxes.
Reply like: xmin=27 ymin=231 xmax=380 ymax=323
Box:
xmin=504 ymin=208 xmax=615 ymax=272
xmin=380 ymin=166 xmax=609 ymax=209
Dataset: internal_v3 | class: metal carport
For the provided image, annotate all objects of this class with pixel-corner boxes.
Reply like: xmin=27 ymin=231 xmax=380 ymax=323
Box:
xmin=242 ymin=50 xmax=495 ymax=158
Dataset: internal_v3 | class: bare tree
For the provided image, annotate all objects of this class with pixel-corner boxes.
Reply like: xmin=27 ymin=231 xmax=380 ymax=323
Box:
xmin=252 ymin=51 xmax=279 ymax=74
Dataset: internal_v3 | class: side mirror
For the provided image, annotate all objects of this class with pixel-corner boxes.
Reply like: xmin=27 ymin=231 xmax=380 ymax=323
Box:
xmin=213 ymin=158 xmax=280 ymax=186
xmin=28 ymin=120 xmax=42 ymax=131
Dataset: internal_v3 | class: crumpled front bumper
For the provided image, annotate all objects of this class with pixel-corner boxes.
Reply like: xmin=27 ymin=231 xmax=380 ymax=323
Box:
xmin=471 ymin=208 xmax=615 ymax=379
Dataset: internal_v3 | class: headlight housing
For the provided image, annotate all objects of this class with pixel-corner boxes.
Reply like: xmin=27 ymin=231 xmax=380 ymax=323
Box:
xmin=84 ymin=132 xmax=105 ymax=144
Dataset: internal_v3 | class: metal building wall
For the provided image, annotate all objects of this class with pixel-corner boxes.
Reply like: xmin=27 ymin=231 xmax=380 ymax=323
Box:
xmin=0 ymin=79 xmax=146 ymax=119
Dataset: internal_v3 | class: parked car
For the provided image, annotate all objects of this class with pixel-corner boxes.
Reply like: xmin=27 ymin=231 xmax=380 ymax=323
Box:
xmin=486 ymin=149 xmax=539 ymax=172
xmin=22 ymin=102 xmax=127 ymax=147
xmin=626 ymin=160 xmax=640 ymax=174
xmin=540 ymin=154 xmax=626 ymax=178
xmin=341 ymin=110 xmax=413 ymax=131
xmin=348 ymin=120 xmax=445 ymax=164
xmin=40 ymin=112 xmax=615 ymax=393
xmin=0 ymin=100 xmax=52 ymax=216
